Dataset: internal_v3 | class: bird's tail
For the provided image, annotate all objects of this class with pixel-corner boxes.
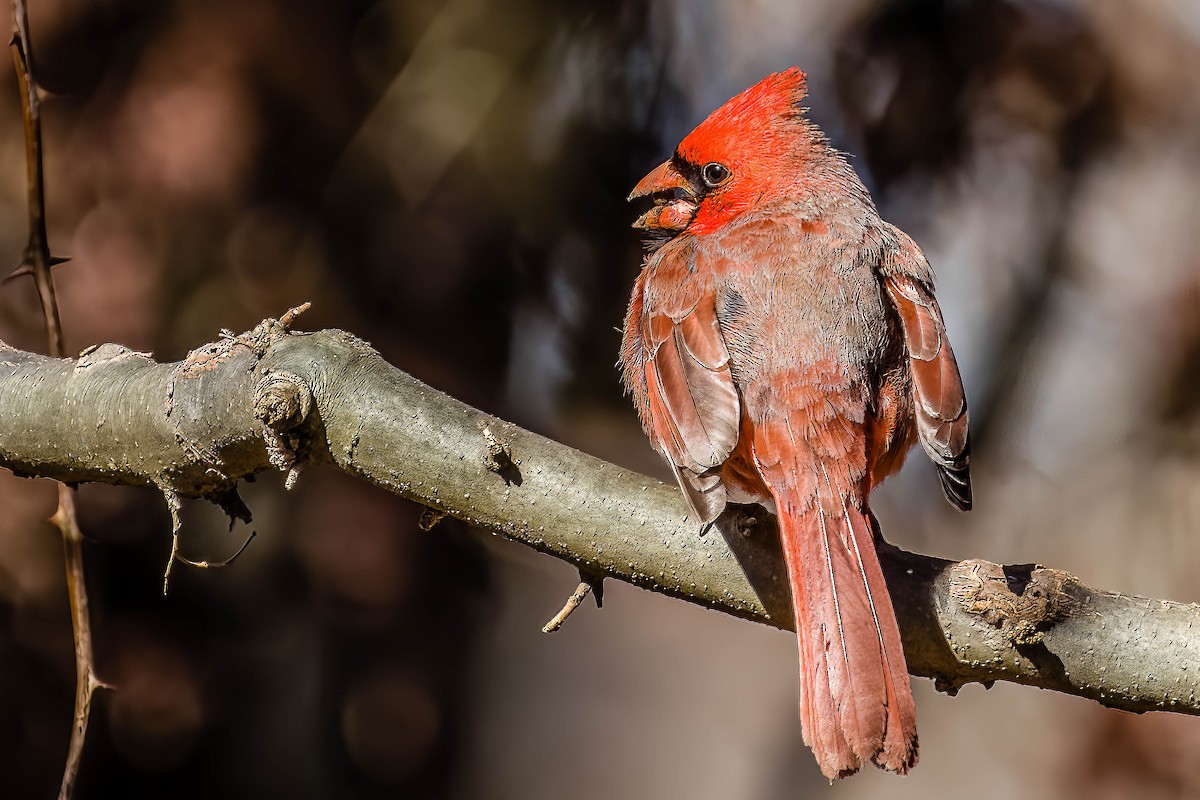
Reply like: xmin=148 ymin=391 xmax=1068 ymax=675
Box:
xmin=772 ymin=485 xmax=918 ymax=779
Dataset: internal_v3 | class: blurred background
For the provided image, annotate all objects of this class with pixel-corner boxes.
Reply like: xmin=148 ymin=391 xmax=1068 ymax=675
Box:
xmin=0 ymin=0 xmax=1198 ymax=797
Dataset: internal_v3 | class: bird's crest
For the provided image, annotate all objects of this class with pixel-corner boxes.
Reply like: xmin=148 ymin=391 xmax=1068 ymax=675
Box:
xmin=714 ymin=67 xmax=808 ymax=123
xmin=677 ymin=68 xmax=809 ymax=165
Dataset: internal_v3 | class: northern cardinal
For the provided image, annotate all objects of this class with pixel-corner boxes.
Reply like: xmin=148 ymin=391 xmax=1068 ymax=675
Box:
xmin=621 ymin=68 xmax=970 ymax=779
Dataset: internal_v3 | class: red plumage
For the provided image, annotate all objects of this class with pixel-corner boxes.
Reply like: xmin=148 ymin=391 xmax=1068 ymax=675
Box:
xmin=621 ymin=68 xmax=970 ymax=779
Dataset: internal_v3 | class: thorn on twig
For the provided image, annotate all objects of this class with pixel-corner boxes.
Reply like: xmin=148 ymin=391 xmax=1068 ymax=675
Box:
xmin=541 ymin=569 xmax=605 ymax=634
xmin=3 ymin=254 xmax=68 ymax=284
xmin=86 ymin=670 xmax=114 ymax=693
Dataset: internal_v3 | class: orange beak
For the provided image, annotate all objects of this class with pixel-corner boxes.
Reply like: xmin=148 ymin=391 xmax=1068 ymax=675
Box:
xmin=628 ymin=159 xmax=694 ymax=202
xmin=628 ymin=160 xmax=698 ymax=233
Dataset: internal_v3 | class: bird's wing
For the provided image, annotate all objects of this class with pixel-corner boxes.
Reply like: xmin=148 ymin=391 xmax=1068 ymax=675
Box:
xmin=881 ymin=270 xmax=972 ymax=510
xmin=640 ymin=261 xmax=741 ymax=523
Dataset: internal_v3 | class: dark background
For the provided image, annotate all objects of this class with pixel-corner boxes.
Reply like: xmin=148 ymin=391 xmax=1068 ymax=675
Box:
xmin=1 ymin=0 xmax=1198 ymax=797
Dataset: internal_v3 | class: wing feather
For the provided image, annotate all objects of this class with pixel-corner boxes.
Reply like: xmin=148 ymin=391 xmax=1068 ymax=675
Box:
xmin=882 ymin=273 xmax=972 ymax=510
xmin=644 ymin=292 xmax=740 ymax=522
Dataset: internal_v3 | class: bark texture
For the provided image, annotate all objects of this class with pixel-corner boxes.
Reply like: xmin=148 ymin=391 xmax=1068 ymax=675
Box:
xmin=1 ymin=318 xmax=1197 ymax=716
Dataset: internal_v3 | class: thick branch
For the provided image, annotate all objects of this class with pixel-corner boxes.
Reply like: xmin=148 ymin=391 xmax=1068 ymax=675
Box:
xmin=0 ymin=322 xmax=1197 ymax=715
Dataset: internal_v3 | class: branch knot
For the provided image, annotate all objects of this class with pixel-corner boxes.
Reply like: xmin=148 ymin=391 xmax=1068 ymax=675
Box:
xmin=949 ymin=559 xmax=1078 ymax=646
xmin=253 ymin=370 xmax=313 ymax=484
xmin=254 ymin=370 xmax=312 ymax=430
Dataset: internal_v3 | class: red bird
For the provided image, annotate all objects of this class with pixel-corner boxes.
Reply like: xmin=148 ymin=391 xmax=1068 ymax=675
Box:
xmin=621 ymin=69 xmax=970 ymax=779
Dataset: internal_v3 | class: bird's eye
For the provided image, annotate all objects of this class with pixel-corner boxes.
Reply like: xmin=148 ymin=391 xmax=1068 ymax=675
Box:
xmin=701 ymin=162 xmax=731 ymax=187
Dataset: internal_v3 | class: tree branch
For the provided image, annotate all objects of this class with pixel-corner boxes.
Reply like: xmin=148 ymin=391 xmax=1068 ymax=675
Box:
xmin=0 ymin=317 xmax=1197 ymax=716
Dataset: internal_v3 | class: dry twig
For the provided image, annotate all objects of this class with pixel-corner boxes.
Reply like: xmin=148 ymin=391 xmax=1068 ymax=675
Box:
xmin=542 ymin=576 xmax=602 ymax=634
xmin=9 ymin=5 xmax=105 ymax=797
xmin=542 ymin=582 xmax=593 ymax=633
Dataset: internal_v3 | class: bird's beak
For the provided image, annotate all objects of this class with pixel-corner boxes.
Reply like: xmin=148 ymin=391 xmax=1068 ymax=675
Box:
xmin=628 ymin=160 xmax=693 ymax=202
xmin=628 ymin=160 xmax=698 ymax=233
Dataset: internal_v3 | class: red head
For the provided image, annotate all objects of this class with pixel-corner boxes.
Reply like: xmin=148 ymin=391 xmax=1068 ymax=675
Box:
xmin=630 ymin=68 xmax=824 ymax=238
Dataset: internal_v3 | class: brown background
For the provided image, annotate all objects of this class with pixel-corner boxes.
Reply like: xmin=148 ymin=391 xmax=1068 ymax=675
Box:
xmin=0 ymin=0 xmax=1198 ymax=797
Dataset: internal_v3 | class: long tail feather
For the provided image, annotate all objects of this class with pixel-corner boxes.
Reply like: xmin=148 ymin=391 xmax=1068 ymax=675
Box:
xmin=773 ymin=484 xmax=918 ymax=779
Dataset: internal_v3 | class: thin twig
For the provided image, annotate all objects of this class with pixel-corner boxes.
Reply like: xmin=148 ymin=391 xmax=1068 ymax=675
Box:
xmin=177 ymin=530 xmax=258 ymax=569
xmin=9 ymin=5 xmax=103 ymax=799
xmin=51 ymin=484 xmax=107 ymax=800
xmin=2 ymin=254 xmax=68 ymax=284
xmin=542 ymin=581 xmax=592 ymax=634
xmin=160 ymin=485 xmax=255 ymax=593
xmin=278 ymin=301 xmax=311 ymax=328
xmin=9 ymin=0 xmax=63 ymax=356
xmin=160 ymin=484 xmax=182 ymax=595
xmin=542 ymin=570 xmax=604 ymax=634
